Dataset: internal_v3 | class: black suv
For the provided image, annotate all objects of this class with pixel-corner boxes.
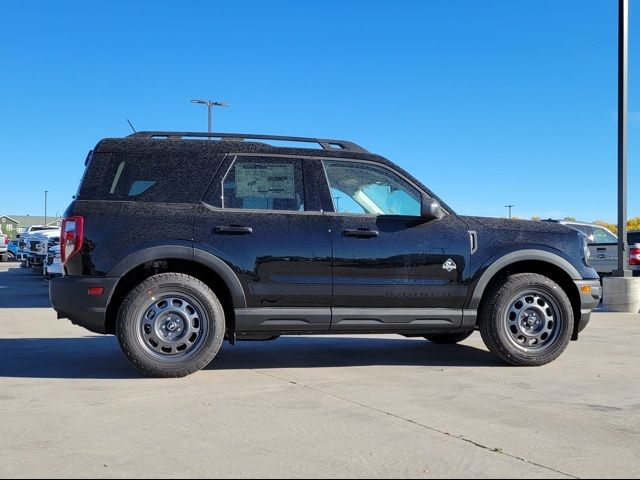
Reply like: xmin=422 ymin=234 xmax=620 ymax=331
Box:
xmin=50 ymin=132 xmax=601 ymax=377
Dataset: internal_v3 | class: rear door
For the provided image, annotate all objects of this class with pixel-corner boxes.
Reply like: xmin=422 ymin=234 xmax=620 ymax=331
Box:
xmin=193 ymin=154 xmax=332 ymax=333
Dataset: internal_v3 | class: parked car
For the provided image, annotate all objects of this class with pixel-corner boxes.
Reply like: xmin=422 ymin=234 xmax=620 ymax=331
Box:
xmin=50 ymin=131 xmax=601 ymax=377
xmin=545 ymin=220 xmax=639 ymax=277
xmin=17 ymin=225 xmax=59 ymax=265
xmin=628 ymin=230 xmax=640 ymax=274
xmin=26 ymin=229 xmax=60 ymax=269
xmin=0 ymin=233 xmax=8 ymax=262
xmin=8 ymin=240 xmax=19 ymax=261
xmin=44 ymin=244 xmax=62 ymax=279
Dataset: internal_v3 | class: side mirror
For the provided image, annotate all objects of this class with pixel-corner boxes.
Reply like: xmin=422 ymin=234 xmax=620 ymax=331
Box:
xmin=421 ymin=196 xmax=443 ymax=220
xmin=16 ymin=234 xmax=20 ymax=239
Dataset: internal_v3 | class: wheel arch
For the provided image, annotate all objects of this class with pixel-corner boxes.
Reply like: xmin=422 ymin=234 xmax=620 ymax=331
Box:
xmin=468 ymin=250 xmax=582 ymax=340
xmin=105 ymin=246 xmax=246 ymax=335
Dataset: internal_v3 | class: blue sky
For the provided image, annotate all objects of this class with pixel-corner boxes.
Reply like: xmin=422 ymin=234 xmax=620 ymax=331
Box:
xmin=0 ymin=0 xmax=638 ymax=222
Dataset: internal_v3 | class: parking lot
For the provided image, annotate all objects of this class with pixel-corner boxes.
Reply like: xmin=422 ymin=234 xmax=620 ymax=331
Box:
xmin=0 ymin=261 xmax=638 ymax=478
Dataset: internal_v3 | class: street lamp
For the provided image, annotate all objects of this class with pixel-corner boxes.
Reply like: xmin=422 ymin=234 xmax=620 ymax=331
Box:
xmin=614 ymin=0 xmax=630 ymax=277
xmin=190 ymin=99 xmax=229 ymax=133
xmin=44 ymin=190 xmax=48 ymax=225
xmin=505 ymin=204 xmax=515 ymax=219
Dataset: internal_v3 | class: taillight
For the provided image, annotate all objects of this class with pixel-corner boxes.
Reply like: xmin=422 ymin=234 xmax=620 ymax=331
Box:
xmin=60 ymin=216 xmax=84 ymax=264
xmin=630 ymin=248 xmax=640 ymax=266
xmin=3 ymin=237 xmax=8 ymax=245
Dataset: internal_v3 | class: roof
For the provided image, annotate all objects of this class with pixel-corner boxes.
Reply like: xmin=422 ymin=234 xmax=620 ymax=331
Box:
xmin=1 ymin=215 xmax=61 ymax=226
xmin=91 ymin=134 xmax=455 ymax=215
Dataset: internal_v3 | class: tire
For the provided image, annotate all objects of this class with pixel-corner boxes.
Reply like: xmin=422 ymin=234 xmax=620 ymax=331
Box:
xmin=117 ymin=273 xmax=226 ymax=378
xmin=0 ymin=253 xmax=7 ymax=262
xmin=478 ymin=273 xmax=574 ymax=366
xmin=424 ymin=330 xmax=474 ymax=344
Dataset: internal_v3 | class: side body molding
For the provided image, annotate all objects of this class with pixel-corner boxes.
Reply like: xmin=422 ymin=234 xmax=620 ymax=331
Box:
xmin=107 ymin=244 xmax=247 ymax=309
xmin=467 ymin=249 xmax=582 ymax=310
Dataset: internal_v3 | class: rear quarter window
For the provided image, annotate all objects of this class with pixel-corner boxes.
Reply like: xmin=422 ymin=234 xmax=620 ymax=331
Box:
xmin=96 ymin=153 xmax=223 ymax=203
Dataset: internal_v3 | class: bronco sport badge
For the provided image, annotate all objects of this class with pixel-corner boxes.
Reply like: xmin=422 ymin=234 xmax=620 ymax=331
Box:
xmin=442 ymin=258 xmax=457 ymax=272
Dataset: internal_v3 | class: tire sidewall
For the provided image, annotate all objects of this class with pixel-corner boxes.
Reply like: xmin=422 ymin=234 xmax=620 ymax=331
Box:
xmin=117 ymin=274 xmax=225 ymax=377
xmin=482 ymin=274 xmax=574 ymax=365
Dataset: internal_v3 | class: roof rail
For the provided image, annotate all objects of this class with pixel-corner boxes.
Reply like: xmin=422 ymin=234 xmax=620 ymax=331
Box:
xmin=127 ymin=131 xmax=369 ymax=153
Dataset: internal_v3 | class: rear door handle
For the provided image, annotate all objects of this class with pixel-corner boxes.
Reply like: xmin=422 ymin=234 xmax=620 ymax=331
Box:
xmin=343 ymin=229 xmax=379 ymax=238
xmin=214 ymin=225 xmax=253 ymax=235
xmin=597 ymin=247 xmax=607 ymax=252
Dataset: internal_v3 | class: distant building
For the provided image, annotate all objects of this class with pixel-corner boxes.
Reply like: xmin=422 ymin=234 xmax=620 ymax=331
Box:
xmin=0 ymin=215 xmax=61 ymax=237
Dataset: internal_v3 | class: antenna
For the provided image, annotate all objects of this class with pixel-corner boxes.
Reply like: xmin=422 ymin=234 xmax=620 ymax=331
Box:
xmin=126 ymin=119 xmax=137 ymax=133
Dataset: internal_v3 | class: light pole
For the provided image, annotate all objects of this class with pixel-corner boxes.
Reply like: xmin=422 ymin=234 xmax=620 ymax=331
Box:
xmin=614 ymin=0 xmax=630 ymax=277
xmin=44 ymin=190 xmax=48 ymax=225
xmin=190 ymin=99 xmax=229 ymax=133
xmin=505 ymin=204 xmax=514 ymax=219
xmin=603 ymin=0 xmax=639 ymax=313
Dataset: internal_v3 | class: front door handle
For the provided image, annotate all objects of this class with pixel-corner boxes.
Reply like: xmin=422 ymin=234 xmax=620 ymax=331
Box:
xmin=343 ymin=229 xmax=379 ymax=238
xmin=214 ymin=225 xmax=253 ymax=235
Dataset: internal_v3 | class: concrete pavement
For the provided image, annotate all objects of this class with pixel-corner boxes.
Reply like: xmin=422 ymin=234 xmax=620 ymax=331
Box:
xmin=1 ymin=263 xmax=639 ymax=478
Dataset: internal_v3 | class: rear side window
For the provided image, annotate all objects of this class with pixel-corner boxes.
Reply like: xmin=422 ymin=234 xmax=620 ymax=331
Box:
xmin=98 ymin=153 xmax=221 ymax=203
xmin=223 ymin=157 xmax=304 ymax=211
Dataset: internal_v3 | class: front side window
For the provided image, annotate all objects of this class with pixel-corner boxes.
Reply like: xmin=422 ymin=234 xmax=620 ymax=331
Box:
xmin=323 ymin=160 xmax=421 ymax=216
xmin=223 ymin=157 xmax=304 ymax=211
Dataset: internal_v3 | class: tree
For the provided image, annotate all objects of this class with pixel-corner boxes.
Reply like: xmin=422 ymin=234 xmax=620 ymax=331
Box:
xmin=531 ymin=216 xmax=541 ymax=222
xmin=627 ymin=216 xmax=640 ymax=231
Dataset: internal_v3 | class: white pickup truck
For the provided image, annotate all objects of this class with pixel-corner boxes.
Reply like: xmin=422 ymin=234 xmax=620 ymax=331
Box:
xmin=17 ymin=225 xmax=59 ymax=265
xmin=0 ymin=233 xmax=8 ymax=262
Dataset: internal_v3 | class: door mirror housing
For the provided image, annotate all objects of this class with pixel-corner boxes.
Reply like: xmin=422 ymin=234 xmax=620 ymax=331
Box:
xmin=421 ymin=196 xmax=443 ymax=220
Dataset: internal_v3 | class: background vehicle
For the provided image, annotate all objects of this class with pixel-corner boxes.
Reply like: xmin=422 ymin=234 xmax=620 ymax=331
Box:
xmin=44 ymin=245 xmax=62 ymax=279
xmin=50 ymin=131 xmax=601 ymax=377
xmin=546 ymin=220 xmax=640 ymax=277
xmin=0 ymin=234 xmax=8 ymax=262
xmin=628 ymin=230 xmax=640 ymax=275
xmin=8 ymin=240 xmax=19 ymax=261
xmin=26 ymin=229 xmax=60 ymax=269
xmin=17 ymin=225 xmax=59 ymax=264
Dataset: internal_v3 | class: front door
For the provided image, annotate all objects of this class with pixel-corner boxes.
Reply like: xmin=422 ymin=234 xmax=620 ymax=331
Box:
xmin=194 ymin=155 xmax=332 ymax=333
xmin=319 ymin=159 xmax=470 ymax=332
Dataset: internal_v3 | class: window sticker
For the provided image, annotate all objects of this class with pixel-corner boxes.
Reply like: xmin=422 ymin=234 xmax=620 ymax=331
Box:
xmin=235 ymin=163 xmax=295 ymax=199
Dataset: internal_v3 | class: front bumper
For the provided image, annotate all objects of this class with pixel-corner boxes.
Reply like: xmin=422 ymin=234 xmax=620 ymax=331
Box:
xmin=49 ymin=276 xmax=119 ymax=334
xmin=573 ymin=279 xmax=601 ymax=337
xmin=28 ymin=254 xmax=46 ymax=266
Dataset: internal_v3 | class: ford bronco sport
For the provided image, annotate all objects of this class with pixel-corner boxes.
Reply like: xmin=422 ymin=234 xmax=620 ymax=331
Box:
xmin=50 ymin=132 xmax=601 ymax=377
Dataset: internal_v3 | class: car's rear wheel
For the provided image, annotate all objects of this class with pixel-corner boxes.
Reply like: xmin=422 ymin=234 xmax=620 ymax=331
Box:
xmin=117 ymin=273 xmax=225 ymax=378
xmin=424 ymin=330 xmax=474 ymax=344
xmin=479 ymin=273 xmax=574 ymax=366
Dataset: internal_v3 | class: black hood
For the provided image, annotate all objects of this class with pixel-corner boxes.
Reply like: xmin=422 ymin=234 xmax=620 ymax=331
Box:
xmin=460 ymin=216 xmax=579 ymax=235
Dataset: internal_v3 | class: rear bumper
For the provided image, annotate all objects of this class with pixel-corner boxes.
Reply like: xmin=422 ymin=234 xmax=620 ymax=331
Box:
xmin=49 ymin=276 xmax=119 ymax=334
xmin=574 ymin=279 xmax=601 ymax=336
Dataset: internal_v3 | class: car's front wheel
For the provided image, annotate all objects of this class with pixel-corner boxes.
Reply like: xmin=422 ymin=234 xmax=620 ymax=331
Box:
xmin=478 ymin=273 xmax=574 ymax=366
xmin=117 ymin=273 xmax=225 ymax=378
